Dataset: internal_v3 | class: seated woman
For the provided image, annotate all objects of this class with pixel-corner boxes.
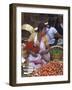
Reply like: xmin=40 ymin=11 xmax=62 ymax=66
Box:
xmin=27 ymin=23 xmax=50 ymax=70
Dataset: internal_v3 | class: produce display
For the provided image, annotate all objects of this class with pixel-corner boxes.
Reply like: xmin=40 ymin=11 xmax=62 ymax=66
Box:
xmin=32 ymin=61 xmax=63 ymax=76
xmin=22 ymin=44 xmax=63 ymax=77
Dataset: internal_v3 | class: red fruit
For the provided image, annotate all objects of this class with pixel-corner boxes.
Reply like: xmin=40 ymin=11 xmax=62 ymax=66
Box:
xmin=32 ymin=61 xmax=63 ymax=76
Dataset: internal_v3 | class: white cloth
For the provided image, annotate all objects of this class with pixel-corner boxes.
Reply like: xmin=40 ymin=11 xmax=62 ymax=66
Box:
xmin=22 ymin=57 xmax=25 ymax=63
xmin=57 ymin=39 xmax=63 ymax=45
xmin=40 ymin=39 xmax=46 ymax=51
xmin=34 ymin=33 xmax=38 ymax=44
xmin=28 ymin=54 xmax=41 ymax=62
xmin=46 ymin=27 xmax=57 ymax=44
xmin=27 ymin=63 xmax=35 ymax=73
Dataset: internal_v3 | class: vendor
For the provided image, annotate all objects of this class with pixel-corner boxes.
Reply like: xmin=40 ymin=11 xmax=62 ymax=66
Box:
xmin=28 ymin=23 xmax=50 ymax=50
xmin=27 ymin=23 xmax=50 ymax=70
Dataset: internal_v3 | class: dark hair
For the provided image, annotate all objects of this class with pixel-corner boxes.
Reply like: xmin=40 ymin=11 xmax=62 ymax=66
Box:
xmin=55 ymin=16 xmax=63 ymax=25
xmin=37 ymin=23 xmax=46 ymax=32
xmin=48 ymin=17 xmax=55 ymax=28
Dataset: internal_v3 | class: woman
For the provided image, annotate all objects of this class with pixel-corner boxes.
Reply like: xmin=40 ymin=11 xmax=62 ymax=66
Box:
xmin=27 ymin=23 xmax=50 ymax=70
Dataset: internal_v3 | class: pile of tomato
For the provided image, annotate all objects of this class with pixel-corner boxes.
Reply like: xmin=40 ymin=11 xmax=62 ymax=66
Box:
xmin=32 ymin=61 xmax=63 ymax=76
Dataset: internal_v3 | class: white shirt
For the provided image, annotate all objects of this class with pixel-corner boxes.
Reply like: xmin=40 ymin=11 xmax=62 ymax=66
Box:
xmin=46 ymin=27 xmax=57 ymax=44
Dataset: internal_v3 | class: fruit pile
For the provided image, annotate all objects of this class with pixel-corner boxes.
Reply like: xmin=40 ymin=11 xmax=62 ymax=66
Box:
xmin=32 ymin=61 xmax=63 ymax=76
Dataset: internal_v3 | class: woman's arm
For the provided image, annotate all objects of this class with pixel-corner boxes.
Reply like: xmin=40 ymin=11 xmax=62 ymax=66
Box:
xmin=55 ymin=32 xmax=63 ymax=38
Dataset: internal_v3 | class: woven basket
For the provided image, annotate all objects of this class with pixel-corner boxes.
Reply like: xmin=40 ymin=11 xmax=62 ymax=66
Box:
xmin=49 ymin=45 xmax=63 ymax=61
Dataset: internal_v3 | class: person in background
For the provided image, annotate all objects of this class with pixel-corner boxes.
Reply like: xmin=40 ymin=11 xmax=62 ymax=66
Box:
xmin=55 ymin=17 xmax=63 ymax=36
xmin=55 ymin=17 xmax=63 ymax=46
xmin=46 ymin=17 xmax=63 ymax=46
